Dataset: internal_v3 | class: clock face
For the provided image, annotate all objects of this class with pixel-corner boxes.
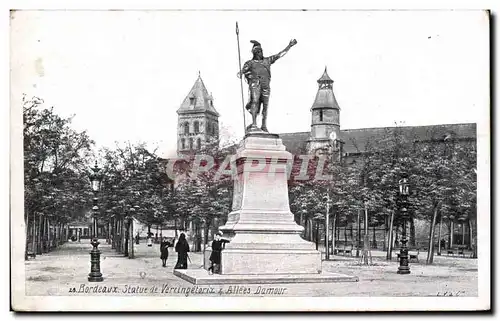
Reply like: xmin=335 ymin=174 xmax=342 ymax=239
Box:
xmin=329 ymin=131 xmax=337 ymax=141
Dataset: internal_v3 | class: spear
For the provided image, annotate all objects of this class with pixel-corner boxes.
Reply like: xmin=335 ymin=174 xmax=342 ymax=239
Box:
xmin=236 ymin=22 xmax=247 ymax=133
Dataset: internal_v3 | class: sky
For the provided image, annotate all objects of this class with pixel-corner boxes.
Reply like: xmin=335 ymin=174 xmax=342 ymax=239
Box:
xmin=10 ymin=10 xmax=489 ymax=158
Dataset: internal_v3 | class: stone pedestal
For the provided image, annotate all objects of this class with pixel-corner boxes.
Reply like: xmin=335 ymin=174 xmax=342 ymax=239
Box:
xmin=218 ymin=133 xmax=321 ymax=275
xmin=174 ymin=132 xmax=358 ymax=285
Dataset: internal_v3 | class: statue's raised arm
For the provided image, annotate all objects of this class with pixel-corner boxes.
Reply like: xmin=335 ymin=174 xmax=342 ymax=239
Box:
xmin=274 ymin=39 xmax=298 ymax=60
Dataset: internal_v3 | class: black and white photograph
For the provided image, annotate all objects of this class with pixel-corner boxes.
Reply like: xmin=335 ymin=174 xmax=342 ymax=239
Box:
xmin=9 ymin=7 xmax=490 ymax=312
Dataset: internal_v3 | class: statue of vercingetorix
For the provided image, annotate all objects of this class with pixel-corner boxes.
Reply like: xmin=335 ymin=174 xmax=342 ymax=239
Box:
xmin=237 ymin=39 xmax=297 ymax=132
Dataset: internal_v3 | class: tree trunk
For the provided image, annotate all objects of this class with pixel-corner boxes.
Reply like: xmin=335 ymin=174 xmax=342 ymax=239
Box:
xmin=111 ymin=218 xmax=116 ymax=249
xmin=470 ymin=219 xmax=477 ymax=258
xmin=204 ymin=221 xmax=210 ymax=246
xmin=32 ymin=213 xmax=37 ymax=255
xmin=332 ymin=214 xmax=336 ymax=255
xmin=462 ymin=223 xmax=466 ymax=245
xmin=330 ymin=214 xmax=335 ymax=255
xmin=410 ymin=217 xmax=416 ymax=247
xmin=344 ymin=225 xmax=348 ymax=243
xmin=315 ymin=221 xmax=319 ymax=250
xmin=47 ymin=218 xmax=51 ymax=251
xmin=372 ymin=226 xmax=377 ymax=249
xmin=123 ymin=219 xmax=128 ymax=256
xmin=395 ymin=227 xmax=399 ymax=248
xmin=37 ymin=215 xmax=42 ymax=254
xmin=361 ymin=206 xmax=371 ymax=265
xmin=383 ymin=215 xmax=387 ymax=251
xmin=386 ymin=210 xmax=395 ymax=260
xmin=24 ymin=215 xmax=29 ymax=260
xmin=120 ymin=218 xmax=124 ymax=253
xmin=449 ymin=220 xmax=454 ymax=248
xmin=308 ymin=219 xmax=313 ymax=242
xmin=426 ymin=202 xmax=441 ymax=264
xmin=356 ymin=209 xmax=361 ymax=257
xmin=437 ymin=215 xmax=442 ymax=255
xmin=129 ymin=219 xmax=135 ymax=259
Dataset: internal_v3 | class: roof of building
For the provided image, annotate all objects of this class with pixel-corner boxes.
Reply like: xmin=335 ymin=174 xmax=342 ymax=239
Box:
xmin=317 ymin=67 xmax=334 ymax=83
xmin=278 ymin=123 xmax=477 ymax=155
xmin=177 ymin=74 xmax=219 ymax=116
xmin=279 ymin=131 xmax=310 ymax=154
xmin=311 ymin=68 xmax=340 ymax=110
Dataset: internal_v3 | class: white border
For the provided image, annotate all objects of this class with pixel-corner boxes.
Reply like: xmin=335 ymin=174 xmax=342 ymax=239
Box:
xmin=6 ymin=0 xmax=493 ymax=313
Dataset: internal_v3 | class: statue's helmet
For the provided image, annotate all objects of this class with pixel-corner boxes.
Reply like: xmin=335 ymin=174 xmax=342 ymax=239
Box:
xmin=250 ymin=40 xmax=262 ymax=54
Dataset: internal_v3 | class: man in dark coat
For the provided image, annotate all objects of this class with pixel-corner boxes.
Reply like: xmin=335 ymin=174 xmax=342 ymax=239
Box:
xmin=208 ymin=232 xmax=230 ymax=274
xmin=160 ymin=237 xmax=172 ymax=267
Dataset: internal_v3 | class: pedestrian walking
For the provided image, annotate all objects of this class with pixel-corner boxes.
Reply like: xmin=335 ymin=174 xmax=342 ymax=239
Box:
xmin=208 ymin=231 xmax=230 ymax=274
xmin=135 ymin=232 xmax=140 ymax=245
xmin=174 ymin=233 xmax=190 ymax=269
xmin=160 ymin=237 xmax=172 ymax=267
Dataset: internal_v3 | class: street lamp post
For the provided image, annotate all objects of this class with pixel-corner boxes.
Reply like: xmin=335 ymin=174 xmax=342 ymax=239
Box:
xmin=325 ymin=131 xmax=343 ymax=261
xmin=325 ymin=194 xmax=331 ymax=260
xmin=88 ymin=161 xmax=104 ymax=282
xmin=397 ymin=174 xmax=410 ymax=275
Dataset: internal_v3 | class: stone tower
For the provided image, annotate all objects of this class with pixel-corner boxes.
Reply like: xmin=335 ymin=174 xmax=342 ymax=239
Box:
xmin=176 ymin=74 xmax=220 ymax=155
xmin=306 ymin=67 xmax=342 ymax=156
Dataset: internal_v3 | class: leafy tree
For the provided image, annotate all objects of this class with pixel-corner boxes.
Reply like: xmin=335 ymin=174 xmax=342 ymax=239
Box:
xmin=23 ymin=95 xmax=94 ymax=256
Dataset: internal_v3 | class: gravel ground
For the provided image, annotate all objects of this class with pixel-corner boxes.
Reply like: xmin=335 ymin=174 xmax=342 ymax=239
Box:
xmin=25 ymin=240 xmax=478 ymax=297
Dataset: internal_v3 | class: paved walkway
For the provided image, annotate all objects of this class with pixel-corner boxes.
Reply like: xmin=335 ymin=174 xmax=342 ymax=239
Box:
xmin=25 ymin=240 xmax=478 ymax=297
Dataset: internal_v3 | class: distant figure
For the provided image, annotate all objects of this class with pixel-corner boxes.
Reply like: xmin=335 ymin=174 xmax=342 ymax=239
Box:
xmin=147 ymin=236 xmax=153 ymax=247
xmin=135 ymin=232 xmax=140 ymax=245
xmin=160 ymin=237 xmax=172 ymax=267
xmin=174 ymin=233 xmax=190 ymax=269
xmin=208 ymin=232 xmax=230 ymax=274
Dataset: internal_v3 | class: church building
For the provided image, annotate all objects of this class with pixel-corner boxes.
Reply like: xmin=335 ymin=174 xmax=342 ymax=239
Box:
xmin=176 ymin=73 xmax=220 ymax=155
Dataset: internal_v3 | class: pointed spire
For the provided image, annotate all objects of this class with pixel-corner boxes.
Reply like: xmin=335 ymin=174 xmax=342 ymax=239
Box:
xmin=177 ymin=75 xmax=219 ymax=116
xmin=317 ymin=66 xmax=333 ymax=83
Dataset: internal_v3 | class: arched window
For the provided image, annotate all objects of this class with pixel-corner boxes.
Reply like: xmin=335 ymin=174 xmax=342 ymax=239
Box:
xmin=197 ymin=138 xmax=201 ymax=150
xmin=194 ymin=121 xmax=200 ymax=134
xmin=189 ymin=138 xmax=193 ymax=150
xmin=319 ymin=110 xmax=324 ymax=122
xmin=181 ymin=138 xmax=185 ymax=150
xmin=183 ymin=122 xmax=189 ymax=135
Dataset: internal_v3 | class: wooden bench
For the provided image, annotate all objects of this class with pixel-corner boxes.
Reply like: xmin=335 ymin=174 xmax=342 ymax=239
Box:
xmin=26 ymin=251 xmax=36 ymax=259
xmin=334 ymin=244 xmax=354 ymax=256
xmin=395 ymin=248 xmax=420 ymax=263
xmin=25 ymin=244 xmax=36 ymax=259
xmin=447 ymin=246 xmax=470 ymax=257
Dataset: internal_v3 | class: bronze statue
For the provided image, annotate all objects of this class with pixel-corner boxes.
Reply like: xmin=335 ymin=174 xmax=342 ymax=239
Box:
xmin=237 ymin=39 xmax=297 ymax=132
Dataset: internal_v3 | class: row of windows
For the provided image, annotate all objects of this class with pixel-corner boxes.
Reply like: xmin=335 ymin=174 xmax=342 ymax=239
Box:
xmin=181 ymin=121 xmax=218 ymax=135
xmin=180 ymin=137 xmax=202 ymax=150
